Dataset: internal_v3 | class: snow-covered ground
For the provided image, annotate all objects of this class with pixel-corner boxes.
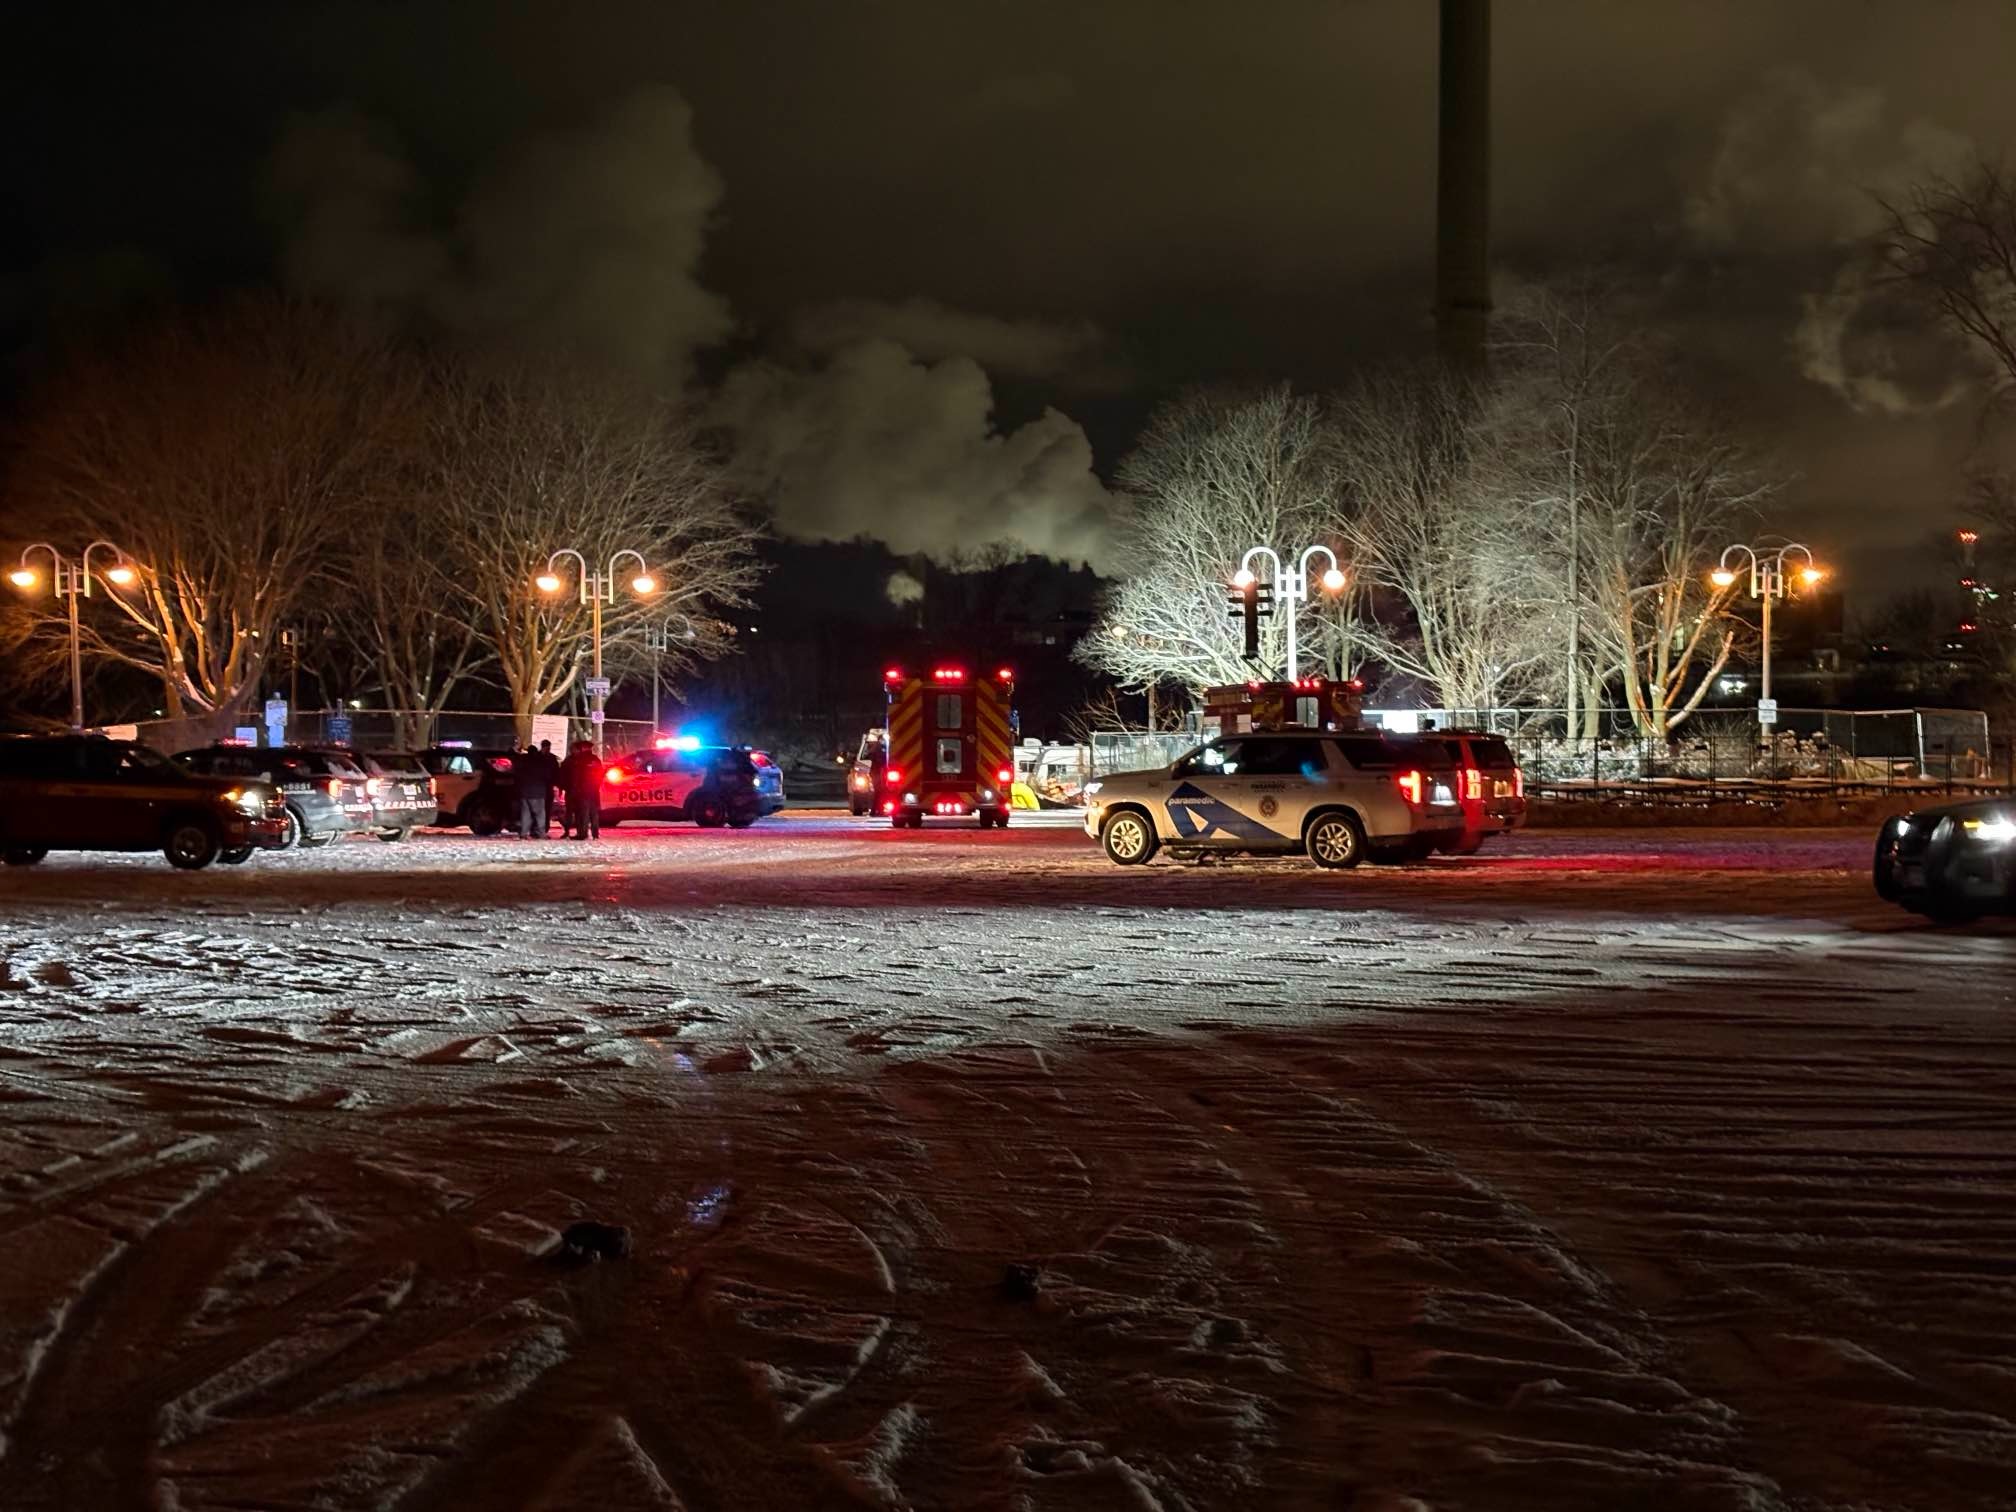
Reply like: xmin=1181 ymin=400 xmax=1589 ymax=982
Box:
xmin=0 ymin=817 xmax=2011 ymax=1510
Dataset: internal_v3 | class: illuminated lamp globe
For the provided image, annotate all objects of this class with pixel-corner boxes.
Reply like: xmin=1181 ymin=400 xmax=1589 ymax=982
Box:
xmin=1710 ymin=567 xmax=1738 ymax=589
xmin=7 ymin=568 xmax=36 ymax=590
xmin=535 ymin=572 xmax=563 ymax=594
xmin=1232 ymin=567 xmax=1256 ymax=589
xmin=1798 ymin=566 xmax=1824 ymax=587
xmin=631 ymin=573 xmax=658 ymax=594
xmin=105 ymin=564 xmax=137 ymax=587
xmin=1319 ymin=566 xmax=1347 ymax=592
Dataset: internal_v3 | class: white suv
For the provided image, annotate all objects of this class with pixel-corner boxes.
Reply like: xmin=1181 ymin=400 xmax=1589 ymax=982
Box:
xmin=1083 ymin=731 xmax=1463 ymax=868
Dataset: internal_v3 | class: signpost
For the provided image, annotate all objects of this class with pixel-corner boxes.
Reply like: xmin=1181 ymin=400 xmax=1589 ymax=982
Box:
xmin=585 ymin=677 xmax=612 ymax=698
xmin=1756 ymin=697 xmax=1778 ymax=727
xmin=263 ymin=698 xmax=288 ymax=748
xmin=326 ymin=712 xmax=353 ymax=746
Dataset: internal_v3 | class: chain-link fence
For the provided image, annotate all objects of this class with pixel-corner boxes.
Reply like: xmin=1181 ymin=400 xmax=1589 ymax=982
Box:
xmin=126 ymin=707 xmax=659 ymax=756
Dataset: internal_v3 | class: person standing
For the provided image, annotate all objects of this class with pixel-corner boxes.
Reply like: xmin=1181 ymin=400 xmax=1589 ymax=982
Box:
xmin=560 ymin=740 xmax=603 ymax=839
xmin=515 ymin=744 xmax=550 ymax=838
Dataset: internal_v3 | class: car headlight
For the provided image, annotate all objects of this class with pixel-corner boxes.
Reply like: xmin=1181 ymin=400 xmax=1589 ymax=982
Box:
xmin=1962 ymin=815 xmax=2016 ymax=844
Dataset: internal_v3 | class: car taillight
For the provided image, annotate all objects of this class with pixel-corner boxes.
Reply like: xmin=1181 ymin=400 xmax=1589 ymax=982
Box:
xmin=884 ymin=766 xmax=903 ymax=786
xmin=493 ymin=757 xmax=513 ymax=772
xmin=1463 ymin=767 xmax=1482 ymax=801
xmin=1513 ymin=768 xmax=1525 ymax=798
xmin=324 ymin=777 xmax=341 ymax=798
xmin=365 ymin=777 xmax=383 ymax=797
xmin=996 ymin=766 xmax=1013 ymax=784
xmin=606 ymin=766 xmax=626 ymax=783
xmin=427 ymin=776 xmax=438 ymax=798
xmin=1396 ymin=770 xmax=1425 ymax=806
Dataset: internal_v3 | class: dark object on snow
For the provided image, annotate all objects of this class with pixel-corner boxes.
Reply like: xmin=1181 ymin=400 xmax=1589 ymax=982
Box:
xmin=999 ymin=1263 xmax=1041 ymax=1301
xmin=551 ymin=1220 xmax=632 ymax=1264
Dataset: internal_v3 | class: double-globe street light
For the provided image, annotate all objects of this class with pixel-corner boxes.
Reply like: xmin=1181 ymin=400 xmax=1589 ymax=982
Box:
xmin=536 ymin=549 xmax=659 ymax=754
xmin=1711 ymin=541 xmax=1825 ymax=739
xmin=1233 ymin=544 xmax=1347 ymax=681
xmin=8 ymin=540 xmax=141 ymax=731
xmin=643 ymin=613 xmax=700 ymax=733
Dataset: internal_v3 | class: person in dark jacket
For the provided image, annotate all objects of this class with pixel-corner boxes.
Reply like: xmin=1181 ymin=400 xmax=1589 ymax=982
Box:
xmin=515 ymin=744 xmax=551 ymax=838
xmin=560 ymin=740 xmax=603 ymax=839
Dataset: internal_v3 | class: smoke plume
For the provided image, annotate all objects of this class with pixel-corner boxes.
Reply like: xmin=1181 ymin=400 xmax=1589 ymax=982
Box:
xmin=712 ymin=338 xmax=1117 ymax=570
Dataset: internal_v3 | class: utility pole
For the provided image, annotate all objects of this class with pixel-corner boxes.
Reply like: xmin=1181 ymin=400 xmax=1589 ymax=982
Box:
xmin=1435 ymin=0 xmax=1492 ymax=374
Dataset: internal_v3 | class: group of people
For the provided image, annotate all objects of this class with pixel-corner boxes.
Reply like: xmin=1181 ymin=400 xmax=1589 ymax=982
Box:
xmin=512 ymin=738 xmax=604 ymax=840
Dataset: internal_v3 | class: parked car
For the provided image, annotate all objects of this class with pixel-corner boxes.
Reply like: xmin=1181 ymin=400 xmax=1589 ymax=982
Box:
xmin=416 ymin=746 xmax=521 ymax=835
xmin=357 ymin=751 xmax=440 ymax=840
xmin=1418 ymin=730 xmax=1527 ymax=853
xmin=848 ymin=730 xmax=885 ymax=816
xmin=0 ymin=735 xmax=288 ymax=869
xmin=597 ymin=743 xmax=786 ymax=828
xmin=175 ymin=744 xmax=374 ymax=849
xmin=1082 ymin=730 xmax=1465 ymax=868
xmin=1874 ymin=799 xmax=2016 ymax=922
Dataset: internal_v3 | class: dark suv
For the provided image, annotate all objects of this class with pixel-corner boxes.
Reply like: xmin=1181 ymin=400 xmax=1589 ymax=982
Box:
xmin=176 ymin=744 xmax=374 ymax=849
xmin=0 ymin=736 xmax=289 ymax=869
xmin=416 ymin=747 xmax=521 ymax=835
xmin=1419 ymin=731 xmax=1527 ymax=853
xmin=357 ymin=751 xmax=439 ymax=840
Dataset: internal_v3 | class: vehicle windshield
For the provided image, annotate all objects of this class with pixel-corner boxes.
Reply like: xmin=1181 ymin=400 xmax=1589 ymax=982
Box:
xmin=116 ymin=744 xmax=176 ymax=777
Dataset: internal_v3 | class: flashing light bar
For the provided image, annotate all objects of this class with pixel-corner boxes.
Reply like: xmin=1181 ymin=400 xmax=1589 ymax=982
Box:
xmin=883 ymin=666 xmax=903 ymax=682
xmin=931 ymin=666 xmax=966 ymax=681
xmin=652 ymin=734 xmax=703 ymax=751
xmin=996 ymin=666 xmax=1013 ymax=682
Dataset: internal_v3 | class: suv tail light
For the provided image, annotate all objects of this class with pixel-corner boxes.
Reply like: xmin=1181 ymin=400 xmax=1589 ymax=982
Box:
xmin=365 ymin=777 xmax=383 ymax=797
xmin=1463 ymin=767 xmax=1482 ymax=801
xmin=1513 ymin=768 xmax=1525 ymax=799
xmin=323 ymin=777 xmax=341 ymax=798
xmin=427 ymin=776 xmax=438 ymax=798
xmin=1395 ymin=770 xmax=1425 ymax=806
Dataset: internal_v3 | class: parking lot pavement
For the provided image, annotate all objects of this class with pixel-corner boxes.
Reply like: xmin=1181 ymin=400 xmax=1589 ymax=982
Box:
xmin=2 ymin=818 xmax=2012 ymax=1510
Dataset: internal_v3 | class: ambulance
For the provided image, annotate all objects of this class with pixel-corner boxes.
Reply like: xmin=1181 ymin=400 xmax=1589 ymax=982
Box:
xmin=877 ymin=662 xmax=1016 ymax=828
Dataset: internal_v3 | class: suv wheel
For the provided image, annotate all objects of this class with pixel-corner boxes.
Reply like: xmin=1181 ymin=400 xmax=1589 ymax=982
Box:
xmin=466 ymin=801 xmax=504 ymax=837
xmin=1305 ymin=811 xmax=1366 ymax=870
xmin=691 ymin=794 xmax=726 ymax=828
xmin=218 ymin=845 xmax=254 ymax=865
xmin=164 ymin=817 xmax=221 ymax=870
xmin=2 ymin=846 xmax=49 ymax=867
xmin=1101 ymin=810 xmax=1158 ymax=866
xmin=277 ymin=807 xmax=304 ymax=850
xmin=377 ymin=827 xmax=412 ymax=843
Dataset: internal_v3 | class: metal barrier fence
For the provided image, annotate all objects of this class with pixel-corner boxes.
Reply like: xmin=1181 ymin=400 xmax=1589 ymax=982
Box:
xmin=125 ymin=707 xmax=658 ymax=756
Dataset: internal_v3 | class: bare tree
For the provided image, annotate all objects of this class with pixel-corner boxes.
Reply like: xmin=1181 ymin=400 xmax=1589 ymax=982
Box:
xmin=1331 ymin=367 xmax=1558 ymax=712
xmin=1879 ymin=162 xmax=2016 ymax=399
xmin=1573 ymin=396 xmax=1769 ymax=736
xmin=1075 ymin=385 xmax=1343 ymax=692
xmin=3 ymin=297 xmax=409 ymax=722
xmin=430 ymin=359 xmax=760 ymax=740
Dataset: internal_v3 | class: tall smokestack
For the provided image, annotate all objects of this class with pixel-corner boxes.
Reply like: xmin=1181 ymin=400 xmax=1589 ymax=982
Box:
xmin=1435 ymin=0 xmax=1491 ymax=372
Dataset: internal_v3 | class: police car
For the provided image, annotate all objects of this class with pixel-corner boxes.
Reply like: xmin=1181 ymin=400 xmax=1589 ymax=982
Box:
xmin=1083 ymin=730 xmax=1464 ymax=868
xmin=1874 ymin=799 xmax=2016 ymax=923
xmin=599 ymin=740 xmax=785 ymax=828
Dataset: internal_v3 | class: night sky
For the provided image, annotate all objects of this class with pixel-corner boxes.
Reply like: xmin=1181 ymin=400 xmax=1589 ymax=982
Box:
xmin=8 ymin=1 xmax=2016 ymax=597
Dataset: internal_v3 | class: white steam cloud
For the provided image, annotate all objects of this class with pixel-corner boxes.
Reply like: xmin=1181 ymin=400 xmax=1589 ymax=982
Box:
xmin=713 ymin=338 xmax=1117 ymax=570
xmin=791 ymin=297 xmax=1107 ymax=383
xmin=269 ymin=87 xmax=729 ymax=383
xmin=884 ymin=570 xmax=925 ymax=607
xmin=270 ymin=89 xmax=1117 ymax=566
xmin=1687 ymin=67 xmax=1982 ymax=414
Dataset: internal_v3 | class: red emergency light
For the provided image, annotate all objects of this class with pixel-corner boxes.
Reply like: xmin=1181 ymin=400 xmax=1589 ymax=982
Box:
xmin=606 ymin=765 xmax=627 ymax=783
xmin=1347 ymin=677 xmax=1364 ymax=692
xmin=880 ymin=799 xmax=897 ymax=815
xmin=931 ymin=666 xmax=966 ymax=682
xmin=996 ymin=765 xmax=1013 ymax=784
xmin=884 ymin=765 xmax=903 ymax=786
xmin=883 ymin=666 xmax=903 ymax=683
xmin=995 ymin=666 xmax=1013 ymax=682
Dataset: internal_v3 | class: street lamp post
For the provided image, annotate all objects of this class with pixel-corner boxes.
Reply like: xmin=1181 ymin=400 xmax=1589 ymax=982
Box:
xmin=1234 ymin=544 xmax=1347 ymax=681
xmin=642 ymin=613 xmax=699 ymax=733
xmin=536 ymin=548 xmax=658 ymax=755
xmin=1712 ymin=541 xmax=1825 ymax=741
xmin=9 ymin=540 xmax=140 ymax=731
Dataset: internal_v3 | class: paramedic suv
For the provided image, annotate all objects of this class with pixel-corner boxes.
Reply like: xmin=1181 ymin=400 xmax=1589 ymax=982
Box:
xmin=1083 ymin=730 xmax=1464 ymax=868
